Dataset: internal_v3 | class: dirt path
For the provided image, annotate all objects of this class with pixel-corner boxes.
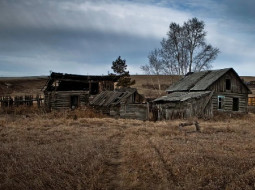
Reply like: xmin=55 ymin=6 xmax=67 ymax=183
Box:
xmin=100 ymin=127 xmax=126 ymax=189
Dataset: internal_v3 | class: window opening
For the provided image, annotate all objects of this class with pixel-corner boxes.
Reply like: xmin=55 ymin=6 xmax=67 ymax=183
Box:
xmin=218 ymin=96 xmax=225 ymax=109
xmin=226 ymin=79 xmax=231 ymax=90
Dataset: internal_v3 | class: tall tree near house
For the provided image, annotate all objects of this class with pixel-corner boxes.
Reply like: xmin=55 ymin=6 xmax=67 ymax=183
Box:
xmin=141 ymin=17 xmax=220 ymax=75
xmin=111 ymin=56 xmax=135 ymax=88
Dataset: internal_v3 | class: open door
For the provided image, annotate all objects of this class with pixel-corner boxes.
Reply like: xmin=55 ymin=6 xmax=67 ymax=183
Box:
xmin=70 ymin=95 xmax=79 ymax=109
xmin=233 ymin=98 xmax=239 ymax=111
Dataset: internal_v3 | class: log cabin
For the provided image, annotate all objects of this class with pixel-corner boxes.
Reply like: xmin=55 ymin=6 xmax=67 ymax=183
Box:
xmin=154 ymin=68 xmax=252 ymax=120
xmin=43 ymin=72 xmax=119 ymax=110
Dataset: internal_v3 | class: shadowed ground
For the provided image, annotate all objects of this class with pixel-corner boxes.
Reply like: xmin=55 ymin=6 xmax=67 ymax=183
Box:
xmin=1 ymin=111 xmax=255 ymax=189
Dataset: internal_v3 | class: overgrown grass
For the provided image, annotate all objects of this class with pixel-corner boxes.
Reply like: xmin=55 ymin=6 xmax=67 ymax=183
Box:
xmin=0 ymin=111 xmax=255 ymax=189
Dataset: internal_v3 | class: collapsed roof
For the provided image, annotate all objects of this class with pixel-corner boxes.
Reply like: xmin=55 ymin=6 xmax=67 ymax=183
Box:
xmin=44 ymin=72 xmax=120 ymax=91
xmin=90 ymin=88 xmax=138 ymax=107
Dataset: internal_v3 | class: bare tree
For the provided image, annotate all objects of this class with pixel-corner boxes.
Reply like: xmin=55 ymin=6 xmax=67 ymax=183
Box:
xmin=141 ymin=49 xmax=163 ymax=75
xmin=141 ymin=18 xmax=219 ymax=75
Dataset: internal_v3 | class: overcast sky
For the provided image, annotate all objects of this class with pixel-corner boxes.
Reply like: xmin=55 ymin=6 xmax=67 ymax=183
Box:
xmin=0 ymin=0 xmax=255 ymax=76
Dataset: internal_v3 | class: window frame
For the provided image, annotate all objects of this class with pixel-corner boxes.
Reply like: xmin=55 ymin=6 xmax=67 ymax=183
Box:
xmin=218 ymin=95 xmax=225 ymax=110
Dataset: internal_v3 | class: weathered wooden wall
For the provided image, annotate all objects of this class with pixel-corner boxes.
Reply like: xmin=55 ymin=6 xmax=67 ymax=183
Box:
xmin=212 ymin=93 xmax=248 ymax=112
xmin=208 ymin=70 xmax=249 ymax=113
xmin=119 ymin=103 xmax=148 ymax=120
xmin=44 ymin=91 xmax=89 ymax=110
xmin=209 ymin=71 xmax=249 ymax=94
xmin=109 ymin=95 xmax=147 ymax=120
xmin=156 ymin=95 xmax=213 ymax=120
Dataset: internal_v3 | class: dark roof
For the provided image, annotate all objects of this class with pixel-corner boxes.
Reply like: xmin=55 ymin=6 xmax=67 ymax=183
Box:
xmin=90 ymin=88 xmax=137 ymax=107
xmin=44 ymin=72 xmax=120 ymax=91
xmin=49 ymin=72 xmax=120 ymax=81
xmin=154 ymin=91 xmax=212 ymax=102
xmin=166 ymin=68 xmax=251 ymax=93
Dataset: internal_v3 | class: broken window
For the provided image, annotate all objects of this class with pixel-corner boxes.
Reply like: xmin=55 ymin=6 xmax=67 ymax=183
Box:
xmin=226 ymin=79 xmax=231 ymax=90
xmin=233 ymin=98 xmax=239 ymax=111
xmin=218 ymin=96 xmax=225 ymax=110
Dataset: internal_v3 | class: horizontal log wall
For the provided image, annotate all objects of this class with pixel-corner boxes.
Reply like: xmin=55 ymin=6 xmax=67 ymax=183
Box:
xmin=156 ymin=95 xmax=213 ymax=120
xmin=45 ymin=91 xmax=89 ymax=109
xmin=212 ymin=93 xmax=248 ymax=112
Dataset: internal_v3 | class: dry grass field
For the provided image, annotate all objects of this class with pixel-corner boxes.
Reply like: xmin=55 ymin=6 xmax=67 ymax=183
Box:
xmin=1 ymin=108 xmax=255 ymax=190
xmin=0 ymin=76 xmax=47 ymax=96
xmin=0 ymin=74 xmax=255 ymax=189
xmin=130 ymin=75 xmax=181 ymax=98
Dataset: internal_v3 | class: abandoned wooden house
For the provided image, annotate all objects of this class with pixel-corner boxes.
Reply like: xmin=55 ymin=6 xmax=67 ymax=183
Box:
xmin=154 ymin=68 xmax=252 ymax=120
xmin=43 ymin=72 xmax=119 ymax=109
xmin=90 ymin=88 xmax=147 ymax=120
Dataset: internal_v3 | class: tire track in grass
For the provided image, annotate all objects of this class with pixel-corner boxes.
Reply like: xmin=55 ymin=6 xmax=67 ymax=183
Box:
xmin=148 ymin=139 xmax=178 ymax=186
xmin=142 ymin=128 xmax=179 ymax=187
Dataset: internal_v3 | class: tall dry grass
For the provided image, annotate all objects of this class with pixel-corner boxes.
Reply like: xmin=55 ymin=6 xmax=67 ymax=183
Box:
xmin=0 ymin=110 xmax=255 ymax=189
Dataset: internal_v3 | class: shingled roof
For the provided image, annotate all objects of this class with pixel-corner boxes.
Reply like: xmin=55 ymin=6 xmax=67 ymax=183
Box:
xmin=166 ymin=68 xmax=251 ymax=92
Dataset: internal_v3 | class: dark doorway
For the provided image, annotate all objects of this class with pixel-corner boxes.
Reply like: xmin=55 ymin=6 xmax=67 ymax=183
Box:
xmin=233 ymin=98 xmax=239 ymax=111
xmin=70 ymin=95 xmax=79 ymax=109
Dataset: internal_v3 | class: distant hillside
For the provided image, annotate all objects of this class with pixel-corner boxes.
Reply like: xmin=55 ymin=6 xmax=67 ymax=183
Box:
xmin=0 ymin=76 xmax=48 ymax=96
xmin=130 ymin=75 xmax=181 ymax=98
xmin=0 ymin=75 xmax=254 ymax=98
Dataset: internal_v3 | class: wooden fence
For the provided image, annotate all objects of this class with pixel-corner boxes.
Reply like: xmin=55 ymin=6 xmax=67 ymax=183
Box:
xmin=0 ymin=95 xmax=44 ymax=108
xmin=248 ymin=97 xmax=255 ymax=106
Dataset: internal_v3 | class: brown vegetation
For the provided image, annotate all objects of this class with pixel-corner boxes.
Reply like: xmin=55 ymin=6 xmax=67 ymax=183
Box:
xmin=0 ymin=77 xmax=47 ymax=96
xmin=130 ymin=75 xmax=181 ymax=98
xmin=1 ymin=110 xmax=255 ymax=189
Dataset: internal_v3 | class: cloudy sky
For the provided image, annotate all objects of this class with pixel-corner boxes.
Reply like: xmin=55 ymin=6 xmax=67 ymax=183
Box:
xmin=0 ymin=0 xmax=255 ymax=76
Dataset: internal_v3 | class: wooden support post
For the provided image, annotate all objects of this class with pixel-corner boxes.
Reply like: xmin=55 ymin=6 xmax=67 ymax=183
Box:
xmin=195 ymin=121 xmax=201 ymax=132
xmin=179 ymin=121 xmax=201 ymax=132
xmin=89 ymin=80 xmax=91 ymax=94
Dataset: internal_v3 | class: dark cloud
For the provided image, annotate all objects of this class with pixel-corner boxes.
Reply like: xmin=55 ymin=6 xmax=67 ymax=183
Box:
xmin=223 ymin=0 xmax=255 ymax=22
xmin=0 ymin=24 xmax=160 ymax=75
xmin=0 ymin=0 xmax=254 ymax=76
xmin=0 ymin=0 xmax=170 ymax=76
